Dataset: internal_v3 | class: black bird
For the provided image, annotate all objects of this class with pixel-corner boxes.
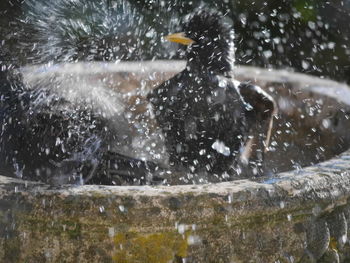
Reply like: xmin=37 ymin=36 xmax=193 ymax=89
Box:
xmin=0 ymin=55 xmax=160 ymax=185
xmin=148 ymin=9 xmax=277 ymax=178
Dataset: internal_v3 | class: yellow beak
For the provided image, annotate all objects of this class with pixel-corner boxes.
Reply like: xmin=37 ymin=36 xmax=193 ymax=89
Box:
xmin=165 ymin=32 xmax=195 ymax=45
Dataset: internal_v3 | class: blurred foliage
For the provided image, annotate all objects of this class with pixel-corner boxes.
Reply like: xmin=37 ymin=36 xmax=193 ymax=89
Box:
xmin=293 ymin=0 xmax=318 ymax=21
xmin=1 ymin=0 xmax=350 ymax=84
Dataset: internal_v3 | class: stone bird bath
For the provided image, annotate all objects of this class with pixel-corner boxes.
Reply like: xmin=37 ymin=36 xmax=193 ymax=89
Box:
xmin=1 ymin=61 xmax=350 ymax=262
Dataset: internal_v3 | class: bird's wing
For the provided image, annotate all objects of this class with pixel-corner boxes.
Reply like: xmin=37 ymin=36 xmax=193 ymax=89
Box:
xmin=237 ymin=82 xmax=277 ymax=166
xmin=147 ymin=72 xmax=185 ymax=125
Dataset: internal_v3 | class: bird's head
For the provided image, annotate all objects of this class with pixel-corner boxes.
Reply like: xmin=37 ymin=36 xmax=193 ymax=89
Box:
xmin=165 ymin=9 xmax=235 ymax=75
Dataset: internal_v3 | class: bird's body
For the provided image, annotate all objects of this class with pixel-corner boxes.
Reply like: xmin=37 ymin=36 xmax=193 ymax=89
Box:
xmin=149 ymin=66 xmax=248 ymax=174
xmin=148 ymin=9 xmax=276 ymax=177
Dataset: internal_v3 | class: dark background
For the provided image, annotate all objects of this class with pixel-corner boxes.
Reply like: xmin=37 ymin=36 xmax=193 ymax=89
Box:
xmin=1 ymin=0 xmax=350 ymax=84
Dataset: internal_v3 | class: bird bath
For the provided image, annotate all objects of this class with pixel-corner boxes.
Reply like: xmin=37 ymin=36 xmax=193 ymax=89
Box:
xmin=1 ymin=61 xmax=350 ymax=262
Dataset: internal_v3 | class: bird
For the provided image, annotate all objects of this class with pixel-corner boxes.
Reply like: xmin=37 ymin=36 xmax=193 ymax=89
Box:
xmin=0 ymin=54 xmax=165 ymax=185
xmin=147 ymin=9 xmax=277 ymax=179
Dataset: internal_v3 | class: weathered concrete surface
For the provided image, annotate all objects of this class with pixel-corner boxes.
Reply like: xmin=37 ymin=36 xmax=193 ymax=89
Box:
xmin=1 ymin=154 xmax=350 ymax=263
xmin=1 ymin=62 xmax=350 ymax=262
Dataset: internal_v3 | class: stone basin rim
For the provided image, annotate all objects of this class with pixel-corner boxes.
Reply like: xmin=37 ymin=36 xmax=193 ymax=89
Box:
xmin=22 ymin=60 xmax=350 ymax=105
xmin=1 ymin=146 xmax=350 ymax=198
xmin=2 ymin=62 xmax=350 ymax=203
xmin=21 ymin=60 xmax=350 ymax=88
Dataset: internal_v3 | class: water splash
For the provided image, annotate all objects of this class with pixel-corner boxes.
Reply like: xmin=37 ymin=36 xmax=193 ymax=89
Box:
xmin=19 ymin=0 xmax=180 ymax=64
xmin=21 ymin=0 xmax=143 ymax=63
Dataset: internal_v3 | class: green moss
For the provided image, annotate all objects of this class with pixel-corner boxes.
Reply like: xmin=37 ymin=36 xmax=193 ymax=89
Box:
xmin=293 ymin=0 xmax=317 ymax=22
xmin=3 ymin=235 xmax=21 ymax=263
xmin=62 ymin=220 xmax=82 ymax=239
xmin=112 ymin=231 xmax=189 ymax=263
xmin=3 ymin=190 xmax=346 ymax=262
xmin=22 ymin=218 xmax=82 ymax=240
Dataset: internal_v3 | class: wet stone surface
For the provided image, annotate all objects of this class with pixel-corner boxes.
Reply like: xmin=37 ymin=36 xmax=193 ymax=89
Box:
xmin=1 ymin=62 xmax=350 ymax=262
xmin=1 ymin=155 xmax=350 ymax=262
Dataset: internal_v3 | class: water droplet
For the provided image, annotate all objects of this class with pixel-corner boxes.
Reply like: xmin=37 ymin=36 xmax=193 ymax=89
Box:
xmin=211 ymin=140 xmax=230 ymax=156
xmin=322 ymin=119 xmax=331 ymax=129
xmin=228 ymin=194 xmax=232 ymax=204
xmin=199 ymin=149 xmax=206 ymax=155
xmin=177 ymin=224 xmax=186 ymax=234
xmin=118 ymin=205 xmax=125 ymax=212
xmin=187 ymin=235 xmax=201 ymax=245
xmin=108 ymin=227 xmax=115 ymax=237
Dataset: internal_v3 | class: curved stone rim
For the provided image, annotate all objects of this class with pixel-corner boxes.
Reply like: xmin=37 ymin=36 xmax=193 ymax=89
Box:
xmin=2 ymin=63 xmax=350 ymax=208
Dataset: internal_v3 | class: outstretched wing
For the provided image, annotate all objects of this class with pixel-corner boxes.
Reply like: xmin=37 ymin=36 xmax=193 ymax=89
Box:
xmin=238 ymin=82 xmax=277 ymax=169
